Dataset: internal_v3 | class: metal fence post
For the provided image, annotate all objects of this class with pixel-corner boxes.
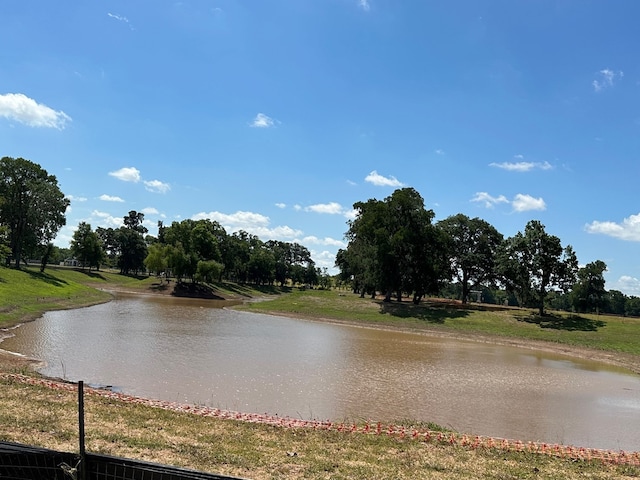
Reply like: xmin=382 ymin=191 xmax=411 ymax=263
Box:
xmin=78 ymin=380 xmax=86 ymax=480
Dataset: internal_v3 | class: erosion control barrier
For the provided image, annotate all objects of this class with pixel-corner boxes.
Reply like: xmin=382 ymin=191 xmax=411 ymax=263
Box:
xmin=2 ymin=372 xmax=640 ymax=467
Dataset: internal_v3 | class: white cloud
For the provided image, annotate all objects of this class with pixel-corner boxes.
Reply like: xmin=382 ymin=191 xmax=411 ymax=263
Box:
xmin=512 ymin=193 xmax=546 ymax=212
xmin=192 ymin=210 xmax=302 ymax=240
xmin=593 ymin=68 xmax=623 ymax=92
xmin=301 ymin=236 xmax=346 ymax=247
xmin=364 ymin=170 xmax=404 ymax=187
xmin=141 ymin=207 xmax=160 ymax=215
xmin=344 ymin=209 xmax=358 ymax=220
xmin=610 ymin=276 xmax=640 ymax=296
xmin=489 ymin=160 xmax=553 ymax=172
xmin=435 ymin=149 xmax=445 ymax=155
xmin=293 ymin=204 xmax=302 ymax=211
xmin=91 ymin=210 xmax=123 ymax=228
xmin=275 ymin=203 xmax=286 ymax=209
xmin=471 ymin=192 xmax=545 ymax=212
xmin=358 ymin=0 xmax=371 ymax=11
xmin=144 ymin=179 xmax=170 ymax=194
xmin=250 ymin=113 xmax=277 ymax=128
xmin=309 ymin=249 xmax=340 ymax=273
xmin=470 ymin=192 xmax=509 ymax=208
xmin=305 ymin=202 xmax=344 ymax=215
xmin=66 ymin=195 xmax=87 ymax=202
xmin=109 ymin=167 xmax=141 ymax=183
xmin=347 ymin=179 xmax=358 ymax=186
xmin=99 ymin=194 xmax=125 ymax=202
xmin=0 ymin=93 xmax=71 ymax=129
xmin=585 ymin=212 xmax=640 ymax=241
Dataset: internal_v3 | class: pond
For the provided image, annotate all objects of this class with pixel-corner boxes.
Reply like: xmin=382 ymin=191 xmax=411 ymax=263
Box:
xmin=2 ymin=292 xmax=639 ymax=451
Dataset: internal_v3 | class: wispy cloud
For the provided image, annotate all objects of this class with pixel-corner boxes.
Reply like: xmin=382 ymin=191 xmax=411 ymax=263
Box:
xmin=489 ymin=160 xmax=553 ymax=172
xmin=250 ymin=113 xmax=277 ymax=128
xmin=99 ymin=194 xmax=125 ymax=202
xmin=66 ymin=195 xmax=87 ymax=202
xmin=435 ymin=149 xmax=445 ymax=155
xmin=109 ymin=167 xmax=141 ymax=183
xmin=364 ymin=170 xmax=404 ymax=187
xmin=471 ymin=192 xmax=545 ymax=212
xmin=141 ymin=207 xmax=160 ymax=215
xmin=144 ymin=179 xmax=171 ymax=194
xmin=585 ymin=212 xmax=640 ymax=241
xmin=358 ymin=0 xmax=371 ymax=11
xmin=275 ymin=203 xmax=286 ymax=209
xmin=593 ymin=68 xmax=623 ymax=92
xmin=107 ymin=12 xmax=133 ymax=29
xmin=0 ymin=93 xmax=71 ymax=129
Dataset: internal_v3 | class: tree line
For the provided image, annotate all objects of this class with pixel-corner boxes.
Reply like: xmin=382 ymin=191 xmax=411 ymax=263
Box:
xmin=0 ymin=156 xmax=327 ymax=288
xmin=2 ymin=156 xmax=640 ymax=315
xmin=336 ymin=187 xmax=635 ymax=316
xmin=69 ymin=212 xmax=325 ymax=291
xmin=69 ymin=212 xmax=329 ymax=287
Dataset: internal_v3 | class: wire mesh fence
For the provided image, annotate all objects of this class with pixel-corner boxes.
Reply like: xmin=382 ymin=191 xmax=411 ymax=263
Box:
xmin=0 ymin=441 xmax=245 ymax=480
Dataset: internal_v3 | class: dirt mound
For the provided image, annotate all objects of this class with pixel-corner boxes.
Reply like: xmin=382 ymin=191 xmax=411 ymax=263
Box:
xmin=171 ymin=282 xmax=225 ymax=300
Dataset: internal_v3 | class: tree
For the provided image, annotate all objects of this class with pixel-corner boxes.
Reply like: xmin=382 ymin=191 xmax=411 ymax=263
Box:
xmin=496 ymin=220 xmax=578 ymax=316
xmin=0 ymin=225 xmax=13 ymax=265
xmin=344 ymin=188 xmax=449 ymax=303
xmin=116 ymin=211 xmax=148 ymax=275
xmin=437 ymin=214 xmax=503 ymax=304
xmin=604 ymin=290 xmax=627 ymax=316
xmin=571 ymin=260 xmax=607 ymax=314
xmin=144 ymin=243 xmax=168 ymax=278
xmin=0 ymin=157 xmax=69 ymax=268
xmin=96 ymin=227 xmax=119 ymax=267
xmin=70 ymin=222 xmax=105 ymax=270
xmin=196 ymin=260 xmax=224 ymax=283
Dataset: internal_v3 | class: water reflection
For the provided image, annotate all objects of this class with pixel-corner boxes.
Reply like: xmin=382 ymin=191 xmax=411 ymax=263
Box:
xmin=1 ymin=292 xmax=639 ymax=451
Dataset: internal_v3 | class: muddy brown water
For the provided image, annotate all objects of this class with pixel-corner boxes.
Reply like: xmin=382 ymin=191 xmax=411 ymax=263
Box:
xmin=2 ymin=292 xmax=639 ymax=451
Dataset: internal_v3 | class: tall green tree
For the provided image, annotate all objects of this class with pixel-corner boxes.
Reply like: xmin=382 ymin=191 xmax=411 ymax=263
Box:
xmin=437 ymin=214 xmax=503 ymax=304
xmin=116 ymin=211 xmax=148 ymax=275
xmin=70 ymin=222 xmax=105 ymax=270
xmin=496 ymin=220 xmax=578 ymax=315
xmin=571 ymin=260 xmax=607 ymax=314
xmin=0 ymin=157 xmax=69 ymax=268
xmin=344 ymin=188 xmax=448 ymax=303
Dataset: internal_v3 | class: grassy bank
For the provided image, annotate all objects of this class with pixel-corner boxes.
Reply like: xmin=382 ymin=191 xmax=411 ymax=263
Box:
xmin=2 ymin=267 xmax=640 ymax=479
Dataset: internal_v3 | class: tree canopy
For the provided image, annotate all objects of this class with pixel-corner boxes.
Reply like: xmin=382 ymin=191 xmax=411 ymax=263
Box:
xmin=0 ymin=157 xmax=69 ymax=268
xmin=496 ymin=220 xmax=578 ymax=315
xmin=437 ymin=214 xmax=503 ymax=304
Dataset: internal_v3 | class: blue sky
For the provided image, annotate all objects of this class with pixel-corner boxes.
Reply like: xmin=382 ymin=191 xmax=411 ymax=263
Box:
xmin=2 ymin=1 xmax=640 ymax=294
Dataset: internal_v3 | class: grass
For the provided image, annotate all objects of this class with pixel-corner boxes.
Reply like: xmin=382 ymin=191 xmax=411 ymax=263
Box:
xmin=2 ymin=267 xmax=640 ymax=479
xmin=1 ymin=375 xmax=638 ymax=480
xmin=237 ymin=288 xmax=640 ymax=359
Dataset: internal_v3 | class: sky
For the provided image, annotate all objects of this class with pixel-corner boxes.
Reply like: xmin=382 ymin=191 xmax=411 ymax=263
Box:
xmin=1 ymin=1 xmax=640 ymax=295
